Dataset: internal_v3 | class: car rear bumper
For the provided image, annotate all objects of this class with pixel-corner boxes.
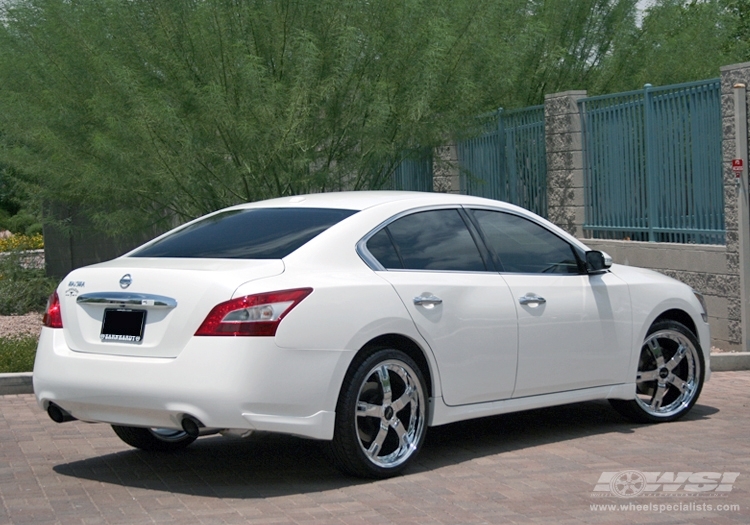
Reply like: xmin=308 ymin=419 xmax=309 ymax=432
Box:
xmin=33 ymin=327 xmax=351 ymax=440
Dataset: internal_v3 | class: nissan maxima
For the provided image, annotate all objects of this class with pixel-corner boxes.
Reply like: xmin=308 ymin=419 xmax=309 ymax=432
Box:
xmin=33 ymin=191 xmax=709 ymax=478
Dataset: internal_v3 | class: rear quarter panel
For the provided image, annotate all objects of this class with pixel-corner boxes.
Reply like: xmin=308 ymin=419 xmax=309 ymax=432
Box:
xmin=231 ymin=267 xmax=443 ymax=416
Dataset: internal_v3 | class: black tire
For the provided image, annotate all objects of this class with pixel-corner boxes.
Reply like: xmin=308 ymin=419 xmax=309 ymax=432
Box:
xmin=328 ymin=348 xmax=428 ymax=478
xmin=610 ymin=320 xmax=705 ymax=423
xmin=111 ymin=425 xmax=197 ymax=452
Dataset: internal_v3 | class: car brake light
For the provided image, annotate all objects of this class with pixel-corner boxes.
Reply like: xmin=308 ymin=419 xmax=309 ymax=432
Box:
xmin=43 ymin=291 xmax=63 ymax=328
xmin=195 ymin=288 xmax=313 ymax=336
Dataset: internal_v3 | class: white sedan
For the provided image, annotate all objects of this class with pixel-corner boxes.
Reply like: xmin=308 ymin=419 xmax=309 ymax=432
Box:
xmin=34 ymin=191 xmax=710 ymax=478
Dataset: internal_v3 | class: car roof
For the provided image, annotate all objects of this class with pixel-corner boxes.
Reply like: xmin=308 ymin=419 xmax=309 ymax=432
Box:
xmin=219 ymin=190 xmax=588 ymax=249
xmin=225 ymin=191 xmax=526 ymax=213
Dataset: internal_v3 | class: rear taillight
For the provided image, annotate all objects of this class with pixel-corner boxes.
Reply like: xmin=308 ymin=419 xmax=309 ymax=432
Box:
xmin=195 ymin=288 xmax=312 ymax=336
xmin=43 ymin=291 xmax=63 ymax=328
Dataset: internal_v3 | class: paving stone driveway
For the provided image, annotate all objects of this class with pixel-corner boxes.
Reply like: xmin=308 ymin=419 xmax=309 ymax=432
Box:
xmin=1 ymin=371 xmax=748 ymax=525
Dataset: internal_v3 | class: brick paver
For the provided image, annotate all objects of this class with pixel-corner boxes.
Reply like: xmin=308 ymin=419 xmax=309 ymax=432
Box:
xmin=1 ymin=372 xmax=748 ymax=524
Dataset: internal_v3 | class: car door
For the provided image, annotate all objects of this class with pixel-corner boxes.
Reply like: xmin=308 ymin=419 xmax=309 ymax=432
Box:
xmin=468 ymin=209 xmax=632 ymax=398
xmin=360 ymin=208 xmax=519 ymax=406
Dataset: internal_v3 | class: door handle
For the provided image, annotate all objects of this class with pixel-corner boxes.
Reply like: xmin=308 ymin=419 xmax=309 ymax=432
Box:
xmin=414 ymin=294 xmax=443 ymax=307
xmin=519 ymin=293 xmax=546 ymax=306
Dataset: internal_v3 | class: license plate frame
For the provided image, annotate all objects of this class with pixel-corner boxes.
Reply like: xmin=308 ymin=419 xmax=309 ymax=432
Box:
xmin=100 ymin=308 xmax=146 ymax=343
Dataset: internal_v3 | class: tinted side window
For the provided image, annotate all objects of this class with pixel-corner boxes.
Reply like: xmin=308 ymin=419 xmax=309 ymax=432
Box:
xmin=366 ymin=229 xmax=403 ymax=269
xmin=472 ymin=210 xmax=580 ymax=274
xmin=380 ymin=209 xmax=485 ymax=271
xmin=132 ymin=208 xmax=357 ymax=259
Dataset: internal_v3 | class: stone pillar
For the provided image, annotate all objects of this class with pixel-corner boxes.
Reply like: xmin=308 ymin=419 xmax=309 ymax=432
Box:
xmin=432 ymin=143 xmax=460 ymax=193
xmin=544 ymin=90 xmax=587 ymax=237
xmin=721 ymin=62 xmax=750 ymax=349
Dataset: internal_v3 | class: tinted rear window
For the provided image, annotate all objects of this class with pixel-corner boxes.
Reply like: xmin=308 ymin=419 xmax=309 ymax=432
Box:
xmin=131 ymin=208 xmax=357 ymax=259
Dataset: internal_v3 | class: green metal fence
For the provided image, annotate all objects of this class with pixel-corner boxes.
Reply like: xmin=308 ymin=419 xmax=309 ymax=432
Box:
xmin=457 ymin=106 xmax=547 ymax=217
xmin=580 ymin=79 xmax=724 ymax=244
xmin=388 ymin=150 xmax=434 ymax=192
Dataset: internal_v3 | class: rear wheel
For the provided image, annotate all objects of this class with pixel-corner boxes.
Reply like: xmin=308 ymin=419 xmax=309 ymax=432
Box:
xmin=328 ymin=348 xmax=427 ymax=478
xmin=111 ymin=425 xmax=197 ymax=452
xmin=610 ymin=320 xmax=704 ymax=423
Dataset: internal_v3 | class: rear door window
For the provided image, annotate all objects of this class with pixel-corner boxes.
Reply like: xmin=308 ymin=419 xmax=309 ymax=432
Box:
xmin=366 ymin=209 xmax=486 ymax=271
xmin=131 ymin=208 xmax=357 ymax=259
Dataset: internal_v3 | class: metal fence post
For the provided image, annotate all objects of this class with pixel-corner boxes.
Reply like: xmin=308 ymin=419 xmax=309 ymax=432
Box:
xmin=457 ymin=105 xmax=546 ymax=215
xmin=643 ymin=83 xmax=657 ymax=242
xmin=734 ymin=83 xmax=750 ymax=352
xmin=496 ymin=108 xmax=509 ymax=203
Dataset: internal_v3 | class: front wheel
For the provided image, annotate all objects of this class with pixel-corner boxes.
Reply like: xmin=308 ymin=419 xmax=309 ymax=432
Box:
xmin=610 ymin=320 xmax=704 ymax=423
xmin=328 ymin=348 xmax=428 ymax=478
xmin=112 ymin=425 xmax=197 ymax=452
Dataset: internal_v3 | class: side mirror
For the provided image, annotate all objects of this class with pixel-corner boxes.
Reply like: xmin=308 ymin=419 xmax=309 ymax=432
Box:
xmin=585 ymin=250 xmax=612 ymax=273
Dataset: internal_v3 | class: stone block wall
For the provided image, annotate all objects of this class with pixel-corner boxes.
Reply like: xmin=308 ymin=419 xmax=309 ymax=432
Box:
xmin=544 ymin=91 xmax=586 ymax=237
xmin=432 ymin=144 xmax=461 ymax=193
xmin=718 ymin=62 xmax=750 ymax=350
xmin=442 ymin=66 xmax=750 ymax=351
xmin=40 ymin=63 xmax=749 ymax=351
xmin=583 ymin=240 xmax=734 ymax=350
xmin=540 ymin=71 xmax=746 ymax=351
xmin=540 ymin=68 xmax=749 ymax=351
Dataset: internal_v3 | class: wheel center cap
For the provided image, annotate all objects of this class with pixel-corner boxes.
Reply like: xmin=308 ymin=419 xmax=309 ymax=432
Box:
xmin=384 ymin=406 xmax=394 ymax=420
xmin=659 ymin=368 xmax=669 ymax=379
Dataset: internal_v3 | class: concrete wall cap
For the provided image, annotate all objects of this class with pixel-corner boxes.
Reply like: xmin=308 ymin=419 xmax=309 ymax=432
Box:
xmin=720 ymin=62 xmax=750 ymax=72
xmin=544 ymin=90 xmax=588 ymax=100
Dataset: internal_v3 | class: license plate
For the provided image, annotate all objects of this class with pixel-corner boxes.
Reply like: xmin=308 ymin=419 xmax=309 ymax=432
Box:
xmin=100 ymin=309 xmax=146 ymax=343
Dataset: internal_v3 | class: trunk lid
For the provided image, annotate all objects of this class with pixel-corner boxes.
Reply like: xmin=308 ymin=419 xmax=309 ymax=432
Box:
xmin=58 ymin=257 xmax=284 ymax=357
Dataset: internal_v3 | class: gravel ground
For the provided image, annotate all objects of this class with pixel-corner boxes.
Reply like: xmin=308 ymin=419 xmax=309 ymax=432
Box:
xmin=0 ymin=313 xmax=43 ymax=339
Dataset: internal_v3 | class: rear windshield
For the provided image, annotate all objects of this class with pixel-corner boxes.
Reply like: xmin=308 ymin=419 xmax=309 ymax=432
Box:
xmin=131 ymin=207 xmax=357 ymax=259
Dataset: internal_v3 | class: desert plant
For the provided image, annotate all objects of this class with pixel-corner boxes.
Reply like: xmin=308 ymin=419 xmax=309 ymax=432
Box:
xmin=0 ymin=335 xmax=37 ymax=373
xmin=0 ymin=249 xmax=56 ymax=315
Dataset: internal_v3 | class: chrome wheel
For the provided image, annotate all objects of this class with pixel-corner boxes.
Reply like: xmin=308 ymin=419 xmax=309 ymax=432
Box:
xmin=610 ymin=320 xmax=704 ymax=423
xmin=635 ymin=327 xmax=701 ymax=418
xmin=355 ymin=359 xmax=426 ymax=469
xmin=329 ymin=348 xmax=428 ymax=478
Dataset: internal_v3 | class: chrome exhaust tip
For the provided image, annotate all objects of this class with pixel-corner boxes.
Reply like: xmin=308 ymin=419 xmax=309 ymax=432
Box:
xmin=47 ymin=402 xmax=76 ymax=423
xmin=181 ymin=415 xmax=203 ymax=438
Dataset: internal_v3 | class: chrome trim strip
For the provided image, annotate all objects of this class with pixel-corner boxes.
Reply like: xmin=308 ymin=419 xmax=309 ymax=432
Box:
xmin=355 ymin=203 xmax=587 ymax=274
xmin=76 ymin=292 xmax=177 ymax=309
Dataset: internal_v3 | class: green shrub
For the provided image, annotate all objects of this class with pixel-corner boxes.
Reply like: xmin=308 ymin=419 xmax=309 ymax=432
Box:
xmin=0 ymin=335 xmax=37 ymax=373
xmin=5 ymin=211 xmax=41 ymax=237
xmin=0 ymin=250 xmax=57 ymax=315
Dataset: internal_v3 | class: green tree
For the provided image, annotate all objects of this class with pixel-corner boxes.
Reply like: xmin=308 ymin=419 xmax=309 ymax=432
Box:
xmin=600 ymin=0 xmax=742 ymax=92
xmin=0 ymin=167 xmax=22 ymax=228
xmin=0 ymin=0 xmax=523 ymax=235
xmin=722 ymin=0 xmax=750 ymax=58
xmin=0 ymin=165 xmax=41 ymax=235
xmin=509 ymin=0 xmax=639 ymax=106
xmin=5 ymin=0 xmax=734 ymax=242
